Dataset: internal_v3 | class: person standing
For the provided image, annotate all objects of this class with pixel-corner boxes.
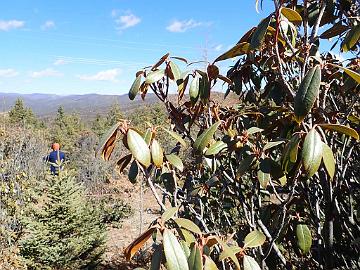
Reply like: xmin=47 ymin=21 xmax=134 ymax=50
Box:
xmin=47 ymin=143 xmax=65 ymax=175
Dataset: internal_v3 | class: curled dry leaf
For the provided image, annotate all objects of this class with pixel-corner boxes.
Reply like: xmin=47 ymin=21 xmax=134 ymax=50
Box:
xmin=124 ymin=227 xmax=157 ymax=261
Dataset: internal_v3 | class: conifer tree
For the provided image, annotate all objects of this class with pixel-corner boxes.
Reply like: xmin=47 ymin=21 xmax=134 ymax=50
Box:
xmin=20 ymin=171 xmax=106 ymax=269
xmin=91 ymin=114 xmax=107 ymax=138
xmin=52 ymin=106 xmax=83 ymax=151
xmin=105 ymin=102 xmax=123 ymax=127
xmin=8 ymin=98 xmax=38 ymax=127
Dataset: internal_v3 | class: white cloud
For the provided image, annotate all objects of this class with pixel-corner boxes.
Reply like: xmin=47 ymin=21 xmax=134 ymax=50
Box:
xmin=166 ymin=19 xmax=206 ymax=33
xmin=30 ymin=68 xmax=63 ymax=78
xmin=115 ymin=12 xmax=141 ymax=30
xmin=0 ymin=68 xmax=19 ymax=77
xmin=214 ymin=44 xmax=223 ymax=52
xmin=0 ymin=20 xmax=25 ymax=31
xmin=77 ymin=69 xmax=121 ymax=82
xmin=111 ymin=9 xmax=119 ymax=18
xmin=41 ymin=20 xmax=55 ymax=30
xmin=53 ymin=59 xmax=67 ymax=66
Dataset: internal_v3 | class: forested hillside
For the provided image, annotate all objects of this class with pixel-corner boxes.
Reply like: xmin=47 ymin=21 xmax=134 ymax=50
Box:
xmin=0 ymin=92 xmax=158 ymax=118
xmin=1 ymin=0 xmax=359 ymax=269
xmin=0 ymin=98 xmax=169 ymax=269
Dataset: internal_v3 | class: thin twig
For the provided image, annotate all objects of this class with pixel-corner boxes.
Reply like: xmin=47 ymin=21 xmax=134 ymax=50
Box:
xmin=257 ymin=219 xmax=287 ymax=266
xmin=310 ymin=1 xmax=327 ymax=43
xmin=274 ymin=0 xmax=295 ymax=99
xmin=302 ymin=0 xmax=327 ymax=76
xmin=139 ymin=165 xmax=166 ymax=211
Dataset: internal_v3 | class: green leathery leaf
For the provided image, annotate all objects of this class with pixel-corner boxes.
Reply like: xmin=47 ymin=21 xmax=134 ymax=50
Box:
xmin=204 ymin=256 xmax=218 ymax=270
xmin=151 ymin=139 xmax=164 ymax=167
xmin=341 ymin=25 xmax=360 ymax=52
xmin=217 ymin=238 xmax=240 ymax=270
xmin=318 ymin=123 xmax=359 ymax=140
xmin=263 ymin=140 xmax=285 ymax=151
xmin=150 ymin=244 xmax=163 ymax=270
xmin=188 ymin=245 xmax=203 ymax=270
xmin=283 ymin=134 xmax=301 ymax=162
xmin=279 ymin=175 xmax=287 ymax=186
xmin=237 ymin=155 xmax=256 ymax=176
xmin=169 ymin=61 xmax=181 ymax=83
xmin=243 ymin=255 xmax=261 ymax=270
xmin=205 ymin=140 xmax=227 ymax=156
xmin=166 ymin=154 xmax=184 ymax=172
xmin=162 ymin=128 xmax=187 ymax=147
xmin=247 ymin=127 xmax=264 ymax=135
xmin=258 ymin=158 xmax=271 ymax=189
xmin=161 ymin=207 xmax=178 ymax=223
xmin=330 ymin=64 xmax=360 ymax=85
xmin=145 ymin=69 xmax=165 ymax=84
xmin=288 ymin=21 xmax=297 ymax=47
xmin=268 ymin=160 xmax=287 ymax=185
xmin=163 ymin=229 xmax=189 ymax=270
xmin=127 ymin=129 xmax=151 ymax=167
xmin=243 ymin=230 xmax=266 ymax=248
xmin=348 ymin=114 xmax=360 ymax=125
xmin=296 ymin=224 xmax=312 ymax=254
xmin=250 ymin=16 xmax=271 ymax=49
xmin=301 ymin=129 xmax=323 ymax=178
xmin=129 ymin=75 xmax=142 ymax=100
xmin=180 ymin=241 xmax=191 ymax=258
xmin=294 ymin=66 xmax=321 ymax=123
xmin=175 ymin=218 xmax=202 ymax=235
xmin=189 ymin=75 xmax=200 ymax=103
xmin=289 ymin=136 xmax=301 ymax=162
xmin=320 ymin=22 xmax=348 ymax=39
xmin=321 ymin=142 xmax=335 ymax=180
xmin=180 ymin=229 xmax=196 ymax=245
xmin=214 ymin=42 xmax=250 ymax=62
xmin=143 ymin=128 xmax=152 ymax=145
xmin=281 ymin=134 xmax=301 ymax=173
xmin=128 ymin=160 xmax=138 ymax=183
xmin=194 ymin=121 xmax=221 ymax=153
xmin=199 ymin=72 xmax=210 ymax=102
xmin=342 ymin=68 xmax=360 ymax=84
xmin=280 ymin=7 xmax=302 ymax=24
xmin=258 ymin=170 xmax=270 ymax=189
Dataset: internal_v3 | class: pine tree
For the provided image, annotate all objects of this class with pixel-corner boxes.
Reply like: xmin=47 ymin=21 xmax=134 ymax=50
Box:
xmin=91 ymin=114 xmax=106 ymax=138
xmin=20 ymin=171 xmax=106 ymax=269
xmin=55 ymin=106 xmax=66 ymax=129
xmin=105 ymin=102 xmax=123 ymax=127
xmin=91 ymin=103 xmax=123 ymax=139
xmin=52 ymin=106 xmax=83 ymax=151
xmin=8 ymin=98 xmax=38 ymax=127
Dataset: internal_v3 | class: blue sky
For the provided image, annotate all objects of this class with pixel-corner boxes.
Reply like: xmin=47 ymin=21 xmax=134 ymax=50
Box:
xmin=0 ymin=0 xmax=276 ymax=95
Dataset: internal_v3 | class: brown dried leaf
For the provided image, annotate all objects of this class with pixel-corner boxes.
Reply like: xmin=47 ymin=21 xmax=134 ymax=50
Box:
xmin=117 ymin=154 xmax=132 ymax=173
xmin=152 ymin=53 xmax=169 ymax=71
xmin=124 ymin=227 xmax=156 ymax=261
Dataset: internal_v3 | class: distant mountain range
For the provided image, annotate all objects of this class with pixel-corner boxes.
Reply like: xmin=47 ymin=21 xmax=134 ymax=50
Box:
xmin=0 ymin=92 xmax=158 ymax=119
xmin=0 ymin=91 xmax=237 ymax=121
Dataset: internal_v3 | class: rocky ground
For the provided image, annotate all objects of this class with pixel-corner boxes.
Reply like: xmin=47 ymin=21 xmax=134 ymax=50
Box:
xmin=100 ymin=177 xmax=160 ymax=269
